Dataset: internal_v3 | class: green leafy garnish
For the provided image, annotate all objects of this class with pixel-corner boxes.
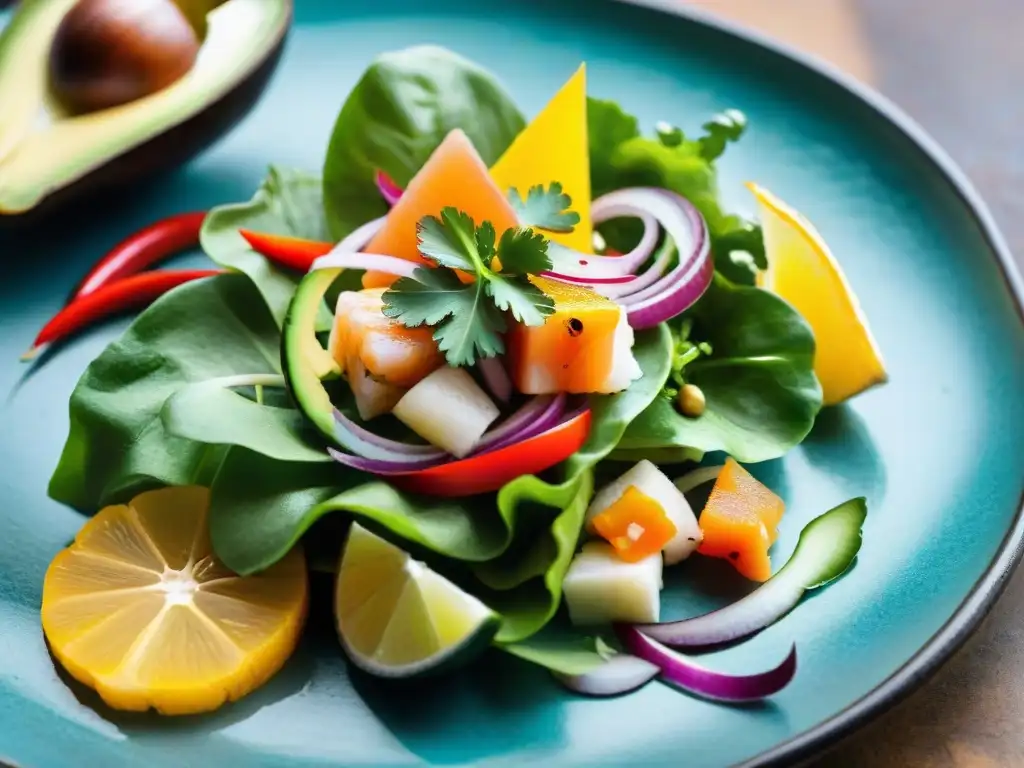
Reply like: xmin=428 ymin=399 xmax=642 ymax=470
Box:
xmin=508 ymin=182 xmax=581 ymax=232
xmin=617 ymin=275 xmax=822 ymax=463
xmin=697 ymin=108 xmax=748 ymax=162
xmin=382 ymin=206 xmax=555 ymax=366
xmin=662 ymin=317 xmax=713 ymax=400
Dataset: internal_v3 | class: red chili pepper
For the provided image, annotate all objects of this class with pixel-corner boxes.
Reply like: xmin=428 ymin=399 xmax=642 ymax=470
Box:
xmin=238 ymin=230 xmax=333 ymax=271
xmin=72 ymin=212 xmax=207 ymax=301
xmin=23 ymin=269 xmax=223 ymax=361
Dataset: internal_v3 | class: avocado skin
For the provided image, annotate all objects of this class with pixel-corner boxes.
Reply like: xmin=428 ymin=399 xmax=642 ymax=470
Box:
xmin=0 ymin=2 xmax=291 ymax=230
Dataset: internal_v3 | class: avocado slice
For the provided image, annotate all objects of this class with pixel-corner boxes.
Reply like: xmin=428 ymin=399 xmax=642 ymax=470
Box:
xmin=282 ymin=267 xmax=342 ymax=444
xmin=0 ymin=0 xmax=292 ymax=217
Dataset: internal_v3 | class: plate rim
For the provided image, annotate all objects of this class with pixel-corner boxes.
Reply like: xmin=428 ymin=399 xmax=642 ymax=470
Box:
xmin=2 ymin=3 xmax=1023 ymax=767
xmin=612 ymin=2 xmax=1024 ymax=766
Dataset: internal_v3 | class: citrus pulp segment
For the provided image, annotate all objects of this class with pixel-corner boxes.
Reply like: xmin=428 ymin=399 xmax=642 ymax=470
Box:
xmin=41 ymin=486 xmax=308 ymax=715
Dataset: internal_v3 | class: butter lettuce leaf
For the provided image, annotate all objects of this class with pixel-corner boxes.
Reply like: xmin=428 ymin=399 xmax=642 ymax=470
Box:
xmin=618 ymin=275 xmax=822 ymax=463
xmin=200 ymin=166 xmax=332 ymax=328
xmin=48 ymin=275 xmax=281 ymax=512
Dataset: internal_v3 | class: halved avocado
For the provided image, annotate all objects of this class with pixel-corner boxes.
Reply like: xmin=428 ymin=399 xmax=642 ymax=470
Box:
xmin=0 ymin=0 xmax=292 ymax=219
xmin=282 ymin=267 xmax=342 ymax=444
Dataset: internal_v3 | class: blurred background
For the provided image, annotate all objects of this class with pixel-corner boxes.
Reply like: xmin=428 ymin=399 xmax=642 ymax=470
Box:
xmin=682 ymin=3 xmax=1022 ymax=766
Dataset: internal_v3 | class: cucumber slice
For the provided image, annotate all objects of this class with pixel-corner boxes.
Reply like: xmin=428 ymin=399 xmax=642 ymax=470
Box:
xmin=281 ymin=268 xmax=341 ymax=442
xmin=635 ymin=496 xmax=867 ymax=647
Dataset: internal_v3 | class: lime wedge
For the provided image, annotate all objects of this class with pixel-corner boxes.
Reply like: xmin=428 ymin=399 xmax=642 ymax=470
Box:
xmin=335 ymin=523 xmax=499 ymax=677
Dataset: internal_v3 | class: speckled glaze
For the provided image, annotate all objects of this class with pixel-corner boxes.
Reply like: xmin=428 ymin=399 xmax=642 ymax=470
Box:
xmin=1 ymin=1 xmax=1022 ymax=766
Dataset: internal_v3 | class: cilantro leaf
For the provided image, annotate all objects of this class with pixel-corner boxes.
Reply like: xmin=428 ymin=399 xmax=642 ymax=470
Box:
xmin=381 ymin=267 xmax=467 ymax=326
xmin=417 ymin=207 xmax=480 ymax=271
xmin=495 ymin=227 xmax=552 ymax=275
xmin=434 ymin=281 xmax=507 ymax=366
xmin=475 ymin=219 xmax=497 ymax=260
xmin=509 ymin=183 xmax=581 ymax=233
xmin=486 ymin=274 xmax=553 ymax=326
xmin=382 ymin=207 xmax=556 ymax=367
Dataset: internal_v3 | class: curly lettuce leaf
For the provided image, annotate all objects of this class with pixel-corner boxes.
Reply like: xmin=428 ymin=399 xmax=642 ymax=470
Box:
xmin=618 ymin=275 xmax=822 ymax=463
xmin=587 ymin=98 xmax=764 ymax=284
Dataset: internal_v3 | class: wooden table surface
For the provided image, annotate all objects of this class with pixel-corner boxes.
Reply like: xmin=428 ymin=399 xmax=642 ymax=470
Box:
xmin=685 ymin=2 xmax=1024 ymax=766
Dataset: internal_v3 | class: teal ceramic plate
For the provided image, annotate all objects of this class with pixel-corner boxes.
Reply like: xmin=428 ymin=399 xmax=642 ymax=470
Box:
xmin=2 ymin=1 xmax=1023 ymax=766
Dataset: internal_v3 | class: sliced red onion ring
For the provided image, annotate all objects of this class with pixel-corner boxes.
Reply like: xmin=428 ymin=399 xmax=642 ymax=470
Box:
xmin=474 ymin=394 xmax=566 ymax=455
xmin=538 ymin=188 xmax=712 ymax=328
xmin=333 ymin=408 xmax=445 ymax=461
xmin=476 ymin=357 xmax=512 ymax=403
xmin=375 ymin=170 xmax=403 ymax=206
xmin=472 ymin=395 xmax=557 ymax=454
xmin=633 ymin=498 xmax=867 ymax=647
xmin=309 ymin=249 xmax=418 ymax=277
xmin=619 ymin=626 xmax=797 ymax=702
xmin=554 ymin=653 xmax=660 ymax=697
xmin=673 ymin=465 xmax=725 ymax=495
xmin=327 ymin=446 xmax=444 ymax=475
xmin=333 ymin=215 xmax=386 ymax=255
xmin=540 ymin=271 xmax=637 ymax=285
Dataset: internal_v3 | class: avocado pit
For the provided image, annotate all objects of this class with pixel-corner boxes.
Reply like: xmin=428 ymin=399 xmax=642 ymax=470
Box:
xmin=49 ymin=0 xmax=201 ymax=114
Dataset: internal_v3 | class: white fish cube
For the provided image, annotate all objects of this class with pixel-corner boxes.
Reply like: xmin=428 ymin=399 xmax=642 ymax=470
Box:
xmin=586 ymin=460 xmax=703 ymax=565
xmin=392 ymin=367 xmax=499 ymax=458
xmin=562 ymin=542 xmax=663 ymax=625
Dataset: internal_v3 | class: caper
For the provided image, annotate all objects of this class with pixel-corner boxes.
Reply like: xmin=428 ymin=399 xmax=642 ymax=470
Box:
xmin=677 ymin=383 xmax=706 ymax=418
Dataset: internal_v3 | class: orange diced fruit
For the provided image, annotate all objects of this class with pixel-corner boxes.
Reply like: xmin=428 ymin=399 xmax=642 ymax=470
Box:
xmin=697 ymin=458 xmax=785 ymax=581
xmin=592 ymin=485 xmax=678 ymax=563
xmin=506 ymin=276 xmax=641 ymax=394
xmin=362 ymin=129 xmax=520 ymax=289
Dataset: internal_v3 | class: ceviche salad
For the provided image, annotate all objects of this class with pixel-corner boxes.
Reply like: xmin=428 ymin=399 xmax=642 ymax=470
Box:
xmin=35 ymin=46 xmax=887 ymax=714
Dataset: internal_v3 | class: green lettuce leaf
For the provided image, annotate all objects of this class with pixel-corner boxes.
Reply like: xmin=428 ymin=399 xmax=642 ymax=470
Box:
xmin=322 ymin=45 xmax=525 ymax=239
xmin=587 ymin=99 xmax=764 ymax=284
xmin=48 ymin=275 xmax=281 ymax=511
xmin=200 ymin=166 xmax=331 ymax=327
xmin=618 ymin=275 xmax=822 ymax=463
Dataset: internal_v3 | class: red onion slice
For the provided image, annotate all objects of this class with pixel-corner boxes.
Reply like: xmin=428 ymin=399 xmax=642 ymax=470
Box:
xmin=474 ymin=394 xmax=566 ymax=455
xmin=619 ymin=626 xmax=798 ymax=702
xmin=633 ymin=498 xmax=867 ymax=647
xmin=327 ymin=447 xmax=445 ymax=475
xmin=331 ymin=215 xmax=386 ymax=257
xmin=540 ymin=271 xmax=637 ymax=285
xmin=333 ymin=408 xmax=445 ymax=460
xmin=309 ymin=249 xmax=418 ymax=277
xmin=476 ymin=357 xmax=513 ymax=403
xmin=555 ymin=653 xmax=660 ymax=697
xmin=375 ymin=170 xmax=403 ymax=206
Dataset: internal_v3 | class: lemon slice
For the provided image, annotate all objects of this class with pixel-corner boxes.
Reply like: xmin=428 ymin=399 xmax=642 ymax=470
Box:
xmin=748 ymin=182 xmax=888 ymax=405
xmin=335 ymin=523 xmax=499 ymax=677
xmin=41 ymin=486 xmax=308 ymax=715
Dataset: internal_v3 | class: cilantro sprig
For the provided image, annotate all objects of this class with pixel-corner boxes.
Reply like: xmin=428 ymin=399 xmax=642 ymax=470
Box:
xmin=509 ymin=182 xmax=580 ymax=232
xmin=381 ymin=207 xmax=555 ymax=367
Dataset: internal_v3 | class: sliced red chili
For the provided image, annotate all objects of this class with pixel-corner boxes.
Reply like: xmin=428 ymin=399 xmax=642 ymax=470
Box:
xmin=388 ymin=409 xmax=593 ymax=497
xmin=238 ymin=230 xmax=333 ymax=271
xmin=72 ymin=212 xmax=207 ymax=301
xmin=23 ymin=269 xmax=223 ymax=361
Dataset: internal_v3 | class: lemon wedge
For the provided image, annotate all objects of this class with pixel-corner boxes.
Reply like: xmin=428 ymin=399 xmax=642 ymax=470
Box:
xmin=748 ymin=182 xmax=887 ymax=405
xmin=41 ymin=486 xmax=307 ymax=715
xmin=335 ymin=523 xmax=499 ymax=677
